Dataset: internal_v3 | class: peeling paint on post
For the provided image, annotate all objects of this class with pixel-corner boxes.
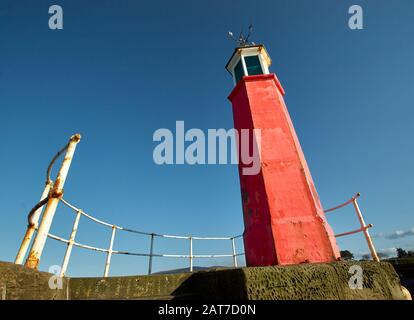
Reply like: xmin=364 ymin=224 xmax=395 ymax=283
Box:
xmin=103 ymin=226 xmax=116 ymax=277
xmin=25 ymin=134 xmax=81 ymax=269
xmin=60 ymin=209 xmax=82 ymax=277
xmin=15 ymin=181 xmax=52 ymax=265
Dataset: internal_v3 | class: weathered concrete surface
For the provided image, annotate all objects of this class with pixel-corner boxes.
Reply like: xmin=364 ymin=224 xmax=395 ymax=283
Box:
xmin=242 ymin=261 xmax=405 ymax=300
xmin=171 ymin=261 xmax=406 ymax=300
xmin=70 ymin=273 xmax=193 ymax=300
xmin=0 ymin=261 xmax=69 ymax=300
xmin=385 ymin=257 xmax=414 ymax=297
xmin=0 ymin=260 xmax=408 ymax=300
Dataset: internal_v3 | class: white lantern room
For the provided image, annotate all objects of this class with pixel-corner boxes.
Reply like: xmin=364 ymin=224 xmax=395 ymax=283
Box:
xmin=225 ymin=44 xmax=272 ymax=86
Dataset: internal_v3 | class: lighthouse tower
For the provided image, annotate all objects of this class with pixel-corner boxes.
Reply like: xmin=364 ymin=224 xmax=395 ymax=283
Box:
xmin=226 ymin=44 xmax=340 ymax=266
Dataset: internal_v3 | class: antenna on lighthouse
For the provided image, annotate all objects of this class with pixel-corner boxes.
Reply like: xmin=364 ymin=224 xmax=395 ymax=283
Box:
xmin=228 ymin=24 xmax=255 ymax=47
xmin=245 ymin=24 xmax=253 ymax=43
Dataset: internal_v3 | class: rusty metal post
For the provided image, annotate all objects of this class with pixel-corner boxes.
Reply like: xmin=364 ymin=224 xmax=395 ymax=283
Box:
xmin=231 ymin=238 xmax=238 ymax=267
xmin=148 ymin=233 xmax=155 ymax=275
xmin=25 ymin=134 xmax=81 ymax=269
xmin=352 ymin=196 xmax=380 ymax=262
xmin=60 ymin=210 xmax=82 ymax=277
xmin=189 ymin=237 xmax=193 ymax=272
xmin=15 ymin=181 xmax=52 ymax=264
xmin=103 ymin=226 xmax=116 ymax=277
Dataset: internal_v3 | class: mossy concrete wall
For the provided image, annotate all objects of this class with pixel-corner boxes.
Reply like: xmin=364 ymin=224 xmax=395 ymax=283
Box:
xmin=70 ymin=272 xmax=192 ymax=300
xmin=0 ymin=261 xmax=69 ymax=300
xmin=0 ymin=260 xmax=407 ymax=300
xmin=170 ymin=261 xmax=406 ymax=300
xmin=243 ymin=261 xmax=405 ymax=299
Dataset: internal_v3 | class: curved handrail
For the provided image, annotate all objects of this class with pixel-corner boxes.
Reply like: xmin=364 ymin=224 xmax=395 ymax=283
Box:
xmin=44 ymin=192 xmax=379 ymax=277
xmin=46 ymin=142 xmax=69 ymax=185
xmin=48 ymin=231 xmax=244 ymax=258
xmin=324 ymin=192 xmax=360 ymax=213
xmin=60 ymin=197 xmax=243 ymax=240
xmin=53 ymin=197 xmax=245 ymax=276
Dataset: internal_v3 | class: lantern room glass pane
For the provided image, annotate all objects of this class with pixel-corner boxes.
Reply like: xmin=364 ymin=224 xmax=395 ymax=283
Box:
xmin=245 ymin=55 xmax=263 ymax=76
xmin=234 ymin=59 xmax=244 ymax=83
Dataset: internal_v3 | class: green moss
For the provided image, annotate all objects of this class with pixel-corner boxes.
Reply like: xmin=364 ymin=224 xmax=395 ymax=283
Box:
xmin=0 ymin=260 xmax=407 ymax=300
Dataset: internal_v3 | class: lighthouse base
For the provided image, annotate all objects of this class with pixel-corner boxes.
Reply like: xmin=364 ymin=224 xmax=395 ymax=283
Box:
xmin=172 ymin=261 xmax=408 ymax=300
xmin=0 ymin=261 xmax=409 ymax=300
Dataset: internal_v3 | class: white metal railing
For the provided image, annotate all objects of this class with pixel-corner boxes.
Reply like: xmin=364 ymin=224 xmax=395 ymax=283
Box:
xmin=46 ymin=192 xmax=378 ymax=277
xmin=15 ymin=135 xmax=380 ymax=277
xmin=323 ymin=192 xmax=380 ymax=262
xmin=46 ymin=198 xmax=244 ymax=277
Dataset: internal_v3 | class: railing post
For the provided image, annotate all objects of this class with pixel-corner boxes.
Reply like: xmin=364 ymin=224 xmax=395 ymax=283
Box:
xmin=25 ymin=134 xmax=81 ymax=269
xmin=231 ymin=238 xmax=238 ymax=267
xmin=15 ymin=181 xmax=52 ymax=264
xmin=148 ymin=233 xmax=155 ymax=275
xmin=352 ymin=196 xmax=380 ymax=262
xmin=104 ymin=226 xmax=116 ymax=277
xmin=189 ymin=237 xmax=193 ymax=272
xmin=60 ymin=210 xmax=82 ymax=277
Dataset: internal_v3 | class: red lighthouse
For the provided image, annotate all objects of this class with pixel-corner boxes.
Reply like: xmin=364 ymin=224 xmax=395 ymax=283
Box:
xmin=226 ymin=44 xmax=340 ymax=266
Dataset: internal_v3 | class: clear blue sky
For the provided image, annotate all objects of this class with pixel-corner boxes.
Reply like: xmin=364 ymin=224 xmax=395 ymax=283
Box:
xmin=0 ymin=0 xmax=413 ymax=277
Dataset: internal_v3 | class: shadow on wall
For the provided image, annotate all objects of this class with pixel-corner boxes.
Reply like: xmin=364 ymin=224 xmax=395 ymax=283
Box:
xmin=170 ymin=262 xmax=409 ymax=300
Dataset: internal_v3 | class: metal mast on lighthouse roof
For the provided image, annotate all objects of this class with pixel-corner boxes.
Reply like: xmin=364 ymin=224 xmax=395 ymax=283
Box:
xmin=228 ymin=24 xmax=256 ymax=47
xmin=226 ymin=25 xmax=272 ymax=86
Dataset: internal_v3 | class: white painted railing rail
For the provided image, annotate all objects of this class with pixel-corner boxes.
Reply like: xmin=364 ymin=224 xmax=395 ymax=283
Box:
xmin=48 ymin=198 xmax=244 ymax=277
xmin=15 ymin=135 xmax=380 ymax=277
xmin=324 ymin=192 xmax=380 ymax=262
xmin=44 ymin=192 xmax=379 ymax=277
